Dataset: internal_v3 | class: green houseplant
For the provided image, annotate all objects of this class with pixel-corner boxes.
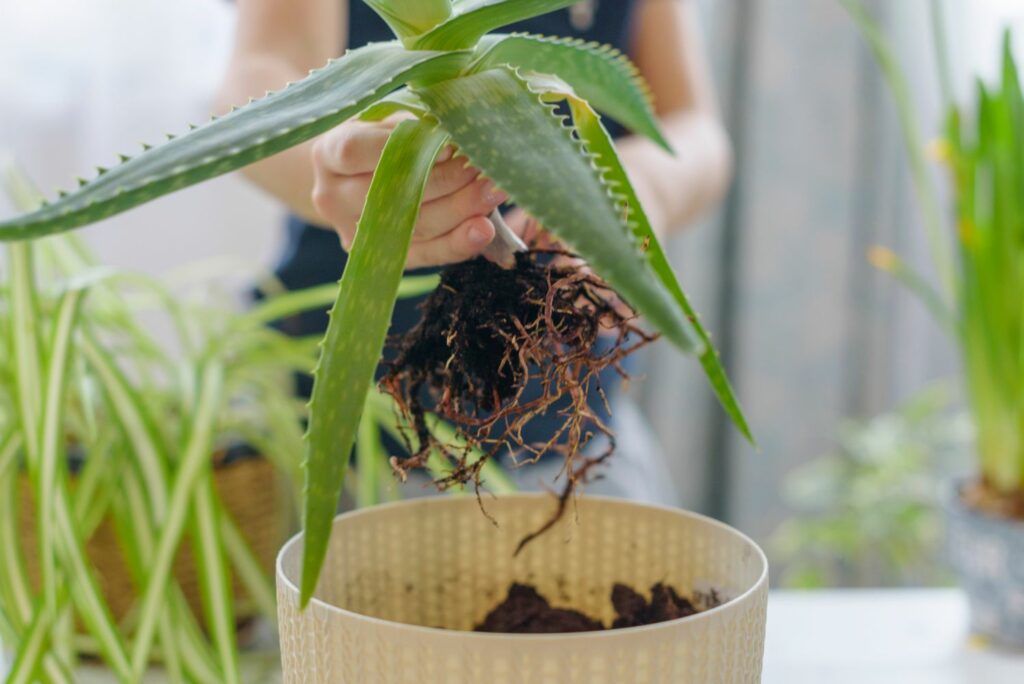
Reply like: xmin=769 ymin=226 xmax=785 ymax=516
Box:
xmin=0 ymin=160 xmax=512 ymax=681
xmin=0 ymin=0 xmax=751 ymax=608
xmin=846 ymin=1 xmax=1024 ymax=646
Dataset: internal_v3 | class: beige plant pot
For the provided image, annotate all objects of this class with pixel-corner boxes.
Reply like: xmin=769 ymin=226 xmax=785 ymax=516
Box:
xmin=277 ymin=494 xmax=768 ymax=683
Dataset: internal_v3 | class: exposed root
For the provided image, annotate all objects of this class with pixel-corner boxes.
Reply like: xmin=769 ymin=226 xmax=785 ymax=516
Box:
xmin=380 ymin=250 xmax=656 ymax=549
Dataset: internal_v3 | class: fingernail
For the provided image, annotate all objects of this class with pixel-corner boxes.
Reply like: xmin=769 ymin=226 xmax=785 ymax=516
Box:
xmin=484 ymin=183 xmax=509 ymax=205
xmin=467 ymin=221 xmax=494 ymax=246
xmin=436 ymin=146 xmax=454 ymax=162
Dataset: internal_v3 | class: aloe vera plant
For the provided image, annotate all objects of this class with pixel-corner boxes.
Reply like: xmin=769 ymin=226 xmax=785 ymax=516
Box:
xmin=0 ymin=0 xmax=752 ymax=607
xmin=846 ymin=2 xmax=1024 ymax=507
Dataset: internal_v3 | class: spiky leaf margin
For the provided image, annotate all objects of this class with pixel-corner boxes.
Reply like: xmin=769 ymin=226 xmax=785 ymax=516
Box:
xmin=415 ymin=67 xmax=700 ymax=352
xmin=0 ymin=45 xmax=467 ymax=240
xmin=473 ymin=33 xmax=671 ymax=151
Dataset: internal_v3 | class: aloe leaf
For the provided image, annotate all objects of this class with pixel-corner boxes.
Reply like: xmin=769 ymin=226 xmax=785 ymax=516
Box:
xmin=565 ymin=96 xmax=755 ymax=443
xmin=0 ymin=45 xmax=468 ymax=241
xmin=129 ymin=362 xmax=223 ymax=677
xmin=300 ymin=119 xmax=448 ymax=606
xmin=414 ymin=0 xmax=577 ymax=50
xmin=190 ymin=476 xmax=240 ymax=684
xmin=416 ymin=67 xmax=700 ymax=352
xmin=473 ymin=33 xmax=671 ymax=151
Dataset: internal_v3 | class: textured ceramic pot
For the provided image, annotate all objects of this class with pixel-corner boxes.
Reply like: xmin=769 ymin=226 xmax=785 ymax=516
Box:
xmin=277 ymin=494 xmax=768 ymax=683
xmin=945 ymin=481 xmax=1024 ymax=648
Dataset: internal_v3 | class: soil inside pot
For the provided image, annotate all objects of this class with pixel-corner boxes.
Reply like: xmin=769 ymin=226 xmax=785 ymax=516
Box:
xmin=475 ymin=582 xmax=722 ymax=634
xmin=382 ymin=252 xmax=654 ymax=547
xmin=961 ymin=478 xmax=1024 ymax=520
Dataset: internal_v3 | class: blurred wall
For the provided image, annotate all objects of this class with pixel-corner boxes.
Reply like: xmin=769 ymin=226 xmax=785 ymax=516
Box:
xmin=0 ymin=0 xmax=283 ymax=296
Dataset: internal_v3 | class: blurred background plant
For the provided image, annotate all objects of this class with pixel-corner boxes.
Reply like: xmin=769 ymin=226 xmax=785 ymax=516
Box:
xmin=846 ymin=0 xmax=1024 ymax=512
xmin=0 ymin=161 xmax=508 ymax=681
xmin=772 ymin=383 xmax=971 ymax=589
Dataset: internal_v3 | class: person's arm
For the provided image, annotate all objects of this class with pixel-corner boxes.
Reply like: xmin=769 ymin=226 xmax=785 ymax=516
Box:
xmin=217 ymin=0 xmax=502 ymax=266
xmin=619 ymin=0 xmax=733 ymax=237
xmin=216 ymin=0 xmax=342 ymax=223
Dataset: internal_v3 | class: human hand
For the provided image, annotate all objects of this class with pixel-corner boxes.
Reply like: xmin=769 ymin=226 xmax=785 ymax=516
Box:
xmin=311 ymin=116 xmax=509 ymax=268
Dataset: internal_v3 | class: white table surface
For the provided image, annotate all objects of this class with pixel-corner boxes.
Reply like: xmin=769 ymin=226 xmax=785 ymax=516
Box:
xmin=6 ymin=589 xmax=1024 ymax=682
xmin=763 ymin=589 xmax=1024 ymax=683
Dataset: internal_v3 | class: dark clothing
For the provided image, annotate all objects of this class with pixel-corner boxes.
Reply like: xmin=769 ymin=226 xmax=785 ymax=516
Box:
xmin=274 ymin=1 xmax=638 ymax=448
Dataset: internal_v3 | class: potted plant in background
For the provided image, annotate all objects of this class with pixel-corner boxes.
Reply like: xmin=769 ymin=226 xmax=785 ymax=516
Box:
xmin=0 ymin=161 xmax=507 ymax=682
xmin=847 ymin=1 xmax=1024 ymax=648
xmin=0 ymin=0 xmax=765 ymax=680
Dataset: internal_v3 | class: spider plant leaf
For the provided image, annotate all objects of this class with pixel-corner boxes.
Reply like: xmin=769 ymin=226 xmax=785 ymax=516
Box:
xmin=416 ymin=67 xmax=700 ymax=352
xmin=842 ymin=0 xmax=956 ymax=299
xmin=43 ymin=287 xmax=134 ymax=680
xmin=473 ymin=33 xmax=671 ymax=151
xmin=0 ymin=433 xmax=32 ymax=629
xmin=130 ymin=362 xmax=223 ymax=677
xmin=218 ymin=509 xmax=278 ymax=622
xmin=300 ymin=119 xmax=448 ymax=606
xmin=413 ymin=0 xmax=578 ymax=50
xmin=0 ymin=45 xmax=469 ymax=241
xmin=114 ymin=468 xmax=221 ymax=684
xmin=190 ymin=476 xmax=240 ymax=684
xmin=80 ymin=333 xmax=171 ymax=518
xmin=562 ymin=95 xmax=755 ymax=443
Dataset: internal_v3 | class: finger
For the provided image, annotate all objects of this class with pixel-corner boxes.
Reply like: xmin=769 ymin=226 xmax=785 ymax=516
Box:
xmin=413 ymin=178 xmax=508 ymax=242
xmin=314 ymin=122 xmax=393 ymax=175
xmin=421 ymin=157 xmax=480 ymax=202
xmin=406 ymin=216 xmax=495 ymax=269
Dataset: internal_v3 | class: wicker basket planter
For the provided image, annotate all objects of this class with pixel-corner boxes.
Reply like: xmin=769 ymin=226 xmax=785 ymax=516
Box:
xmin=277 ymin=494 xmax=768 ymax=683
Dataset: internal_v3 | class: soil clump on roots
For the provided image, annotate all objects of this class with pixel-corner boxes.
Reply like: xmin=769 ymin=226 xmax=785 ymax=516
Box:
xmin=381 ymin=251 xmax=654 ymax=547
xmin=475 ymin=582 xmax=722 ymax=633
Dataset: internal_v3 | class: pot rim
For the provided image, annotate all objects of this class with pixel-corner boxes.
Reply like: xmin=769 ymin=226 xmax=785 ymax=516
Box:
xmin=277 ymin=493 xmax=769 ymax=641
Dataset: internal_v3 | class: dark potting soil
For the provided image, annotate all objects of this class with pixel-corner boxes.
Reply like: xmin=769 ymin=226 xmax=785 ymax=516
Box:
xmin=475 ymin=582 xmax=716 ymax=634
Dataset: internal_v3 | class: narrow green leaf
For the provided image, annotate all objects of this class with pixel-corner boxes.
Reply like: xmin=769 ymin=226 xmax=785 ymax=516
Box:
xmin=414 ymin=0 xmax=577 ymax=50
xmin=80 ymin=333 xmax=171 ymax=517
xmin=130 ymin=362 xmax=223 ymax=677
xmin=416 ymin=67 xmax=701 ymax=352
xmin=0 ymin=433 xmax=32 ymax=629
xmin=190 ymin=476 xmax=240 ymax=684
xmin=6 ymin=599 xmax=52 ymax=684
xmin=218 ymin=509 xmax=277 ymax=622
xmin=356 ymin=396 xmax=384 ymax=508
xmin=300 ymin=119 xmax=448 ymax=605
xmin=842 ymin=0 xmax=956 ymax=299
xmin=0 ymin=45 xmax=469 ymax=241
xmin=474 ymin=33 xmax=671 ymax=150
xmin=36 ymin=289 xmax=87 ymax=617
xmin=566 ymin=96 xmax=755 ymax=444
xmin=239 ymin=274 xmax=439 ymax=330
xmin=114 ymin=467 xmax=220 ymax=684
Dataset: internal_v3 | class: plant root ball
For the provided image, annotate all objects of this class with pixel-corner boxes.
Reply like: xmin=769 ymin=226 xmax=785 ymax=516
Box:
xmin=380 ymin=250 xmax=655 ymax=549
